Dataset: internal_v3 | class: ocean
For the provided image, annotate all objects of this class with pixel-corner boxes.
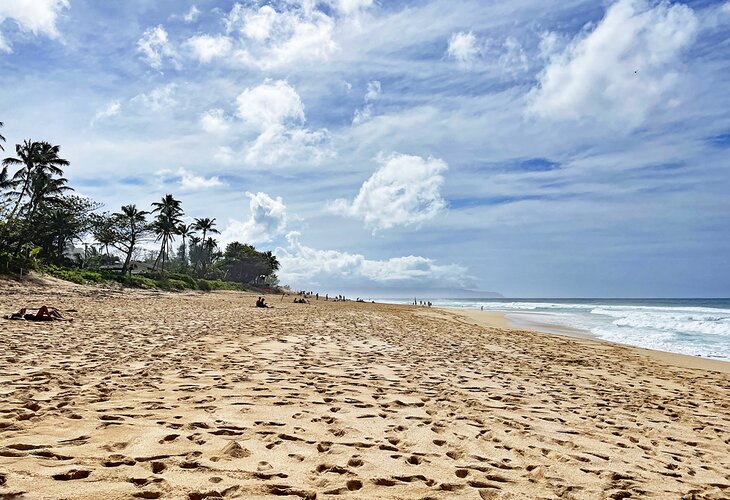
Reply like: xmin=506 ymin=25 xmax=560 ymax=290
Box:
xmin=377 ymin=298 xmax=730 ymax=361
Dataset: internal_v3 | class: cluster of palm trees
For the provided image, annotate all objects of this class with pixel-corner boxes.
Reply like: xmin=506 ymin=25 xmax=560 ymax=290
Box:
xmin=144 ymin=194 xmax=222 ymax=275
xmin=0 ymin=135 xmax=89 ymax=259
xmin=91 ymin=195 xmax=224 ymax=275
xmin=0 ymin=121 xmax=281 ymax=285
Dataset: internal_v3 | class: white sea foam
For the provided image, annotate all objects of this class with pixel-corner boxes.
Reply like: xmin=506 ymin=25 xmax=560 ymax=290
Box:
xmin=379 ymin=298 xmax=730 ymax=361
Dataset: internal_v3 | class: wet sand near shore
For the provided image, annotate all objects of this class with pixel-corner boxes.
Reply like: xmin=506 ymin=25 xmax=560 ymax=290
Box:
xmin=1 ymin=279 xmax=729 ymax=499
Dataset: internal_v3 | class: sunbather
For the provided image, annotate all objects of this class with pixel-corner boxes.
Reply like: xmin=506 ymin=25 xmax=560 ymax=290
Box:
xmin=4 ymin=306 xmax=70 ymax=321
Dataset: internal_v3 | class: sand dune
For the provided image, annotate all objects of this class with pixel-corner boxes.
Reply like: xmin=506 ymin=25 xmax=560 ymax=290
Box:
xmin=1 ymin=280 xmax=729 ymax=499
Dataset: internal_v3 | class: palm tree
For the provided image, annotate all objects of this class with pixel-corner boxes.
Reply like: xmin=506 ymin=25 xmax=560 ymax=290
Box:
xmin=264 ymin=250 xmax=280 ymax=274
xmin=192 ymin=218 xmax=219 ymax=276
xmin=177 ymin=222 xmax=196 ymax=266
xmin=0 ymin=166 xmax=10 ymax=192
xmin=2 ymin=140 xmax=69 ymax=219
xmin=204 ymin=237 xmax=219 ymax=273
xmin=193 ymin=217 xmax=219 ymax=242
xmin=26 ymin=171 xmax=73 ymax=220
xmin=115 ymin=205 xmax=149 ymax=275
xmin=151 ymin=194 xmax=183 ymax=272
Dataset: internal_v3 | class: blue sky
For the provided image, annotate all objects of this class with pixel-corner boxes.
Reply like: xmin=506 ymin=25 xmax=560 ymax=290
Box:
xmin=1 ymin=0 xmax=729 ymax=297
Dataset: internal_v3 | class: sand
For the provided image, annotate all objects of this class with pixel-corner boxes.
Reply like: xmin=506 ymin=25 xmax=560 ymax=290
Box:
xmin=1 ymin=279 xmax=729 ymax=499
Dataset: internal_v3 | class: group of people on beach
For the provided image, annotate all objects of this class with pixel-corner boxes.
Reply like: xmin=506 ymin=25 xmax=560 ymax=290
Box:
xmin=255 ymin=297 xmax=270 ymax=308
xmin=413 ymin=298 xmax=432 ymax=307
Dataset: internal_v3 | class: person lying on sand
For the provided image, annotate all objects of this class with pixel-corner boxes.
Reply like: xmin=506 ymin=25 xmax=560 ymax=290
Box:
xmin=293 ymin=298 xmax=308 ymax=304
xmin=4 ymin=306 xmax=71 ymax=321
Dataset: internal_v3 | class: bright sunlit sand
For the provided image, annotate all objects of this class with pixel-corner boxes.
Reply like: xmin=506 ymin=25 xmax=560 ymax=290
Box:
xmin=1 ymin=279 xmax=729 ymax=499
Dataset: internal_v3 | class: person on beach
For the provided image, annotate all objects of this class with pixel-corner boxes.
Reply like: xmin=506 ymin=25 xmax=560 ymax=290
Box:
xmin=255 ymin=297 xmax=270 ymax=308
xmin=4 ymin=306 xmax=69 ymax=321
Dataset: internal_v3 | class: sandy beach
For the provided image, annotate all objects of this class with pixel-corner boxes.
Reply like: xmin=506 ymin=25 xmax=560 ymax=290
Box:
xmin=1 ymin=280 xmax=729 ymax=499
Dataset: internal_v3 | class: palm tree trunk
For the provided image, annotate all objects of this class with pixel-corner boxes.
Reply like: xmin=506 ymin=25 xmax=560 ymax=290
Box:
xmin=8 ymin=167 xmax=32 ymax=220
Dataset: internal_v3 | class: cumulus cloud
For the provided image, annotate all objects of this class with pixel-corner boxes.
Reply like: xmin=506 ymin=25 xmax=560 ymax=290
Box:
xmin=330 ymin=153 xmax=448 ymax=231
xmin=131 ymin=83 xmax=177 ymax=111
xmin=276 ymin=232 xmax=469 ymax=287
xmin=236 ymin=79 xmax=305 ymax=130
xmin=528 ymin=0 xmax=699 ymax=127
xmin=137 ymin=25 xmax=179 ymax=70
xmin=91 ymin=100 xmax=121 ymax=125
xmin=186 ymin=34 xmax=232 ymax=63
xmin=447 ymin=31 xmax=480 ymax=65
xmin=183 ymin=5 xmax=200 ymax=23
xmin=352 ymin=80 xmax=381 ymax=125
xmin=0 ymin=0 xmax=69 ymax=47
xmin=178 ymin=168 xmax=223 ymax=191
xmin=235 ymin=79 xmax=332 ymax=165
xmin=200 ymin=108 xmax=230 ymax=133
xmin=224 ymin=2 xmax=337 ymax=70
xmin=220 ymin=192 xmax=288 ymax=245
xmin=245 ymin=124 xmax=331 ymax=165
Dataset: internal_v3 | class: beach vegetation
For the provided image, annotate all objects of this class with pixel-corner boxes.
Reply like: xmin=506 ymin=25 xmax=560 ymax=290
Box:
xmin=0 ymin=121 xmax=283 ymax=292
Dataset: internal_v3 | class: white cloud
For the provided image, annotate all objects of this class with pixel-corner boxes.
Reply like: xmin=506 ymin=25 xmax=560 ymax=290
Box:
xmin=186 ymin=34 xmax=232 ymax=63
xmin=0 ymin=31 xmax=9 ymax=53
xmin=178 ymin=168 xmax=223 ymax=191
xmin=528 ymin=0 xmax=699 ymax=127
xmin=500 ymin=36 xmax=528 ymax=74
xmin=214 ymin=146 xmax=236 ymax=165
xmin=225 ymin=2 xmax=337 ymax=70
xmin=137 ymin=25 xmax=179 ymax=70
xmin=235 ymin=79 xmax=331 ymax=165
xmin=330 ymin=153 xmax=448 ymax=231
xmin=200 ymin=108 xmax=230 ymax=133
xmin=327 ymin=0 xmax=374 ymax=16
xmin=91 ymin=100 xmax=121 ymax=125
xmin=220 ymin=192 xmax=288 ymax=245
xmin=364 ymin=80 xmax=381 ymax=101
xmin=537 ymin=31 xmax=565 ymax=60
xmin=236 ymin=79 xmax=305 ymax=131
xmin=131 ymin=83 xmax=178 ymax=111
xmin=447 ymin=31 xmax=479 ymax=65
xmin=353 ymin=80 xmax=381 ymax=125
xmin=0 ymin=0 xmax=69 ymax=43
xmin=245 ymin=124 xmax=332 ymax=165
xmin=184 ymin=5 xmax=201 ymax=23
xmin=276 ymin=232 xmax=469 ymax=287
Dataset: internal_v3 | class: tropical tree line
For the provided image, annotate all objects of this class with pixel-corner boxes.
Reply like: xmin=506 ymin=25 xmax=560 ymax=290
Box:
xmin=0 ymin=121 xmax=280 ymax=287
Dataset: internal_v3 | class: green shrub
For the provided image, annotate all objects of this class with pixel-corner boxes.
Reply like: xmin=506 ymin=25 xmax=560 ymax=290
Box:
xmin=0 ymin=252 xmax=39 ymax=274
xmin=166 ymin=279 xmax=188 ymax=291
xmin=79 ymin=270 xmax=103 ymax=283
xmin=43 ymin=265 xmax=102 ymax=285
xmin=128 ymin=275 xmax=157 ymax=289
xmin=197 ymin=279 xmax=212 ymax=292
xmin=168 ymin=273 xmax=197 ymax=289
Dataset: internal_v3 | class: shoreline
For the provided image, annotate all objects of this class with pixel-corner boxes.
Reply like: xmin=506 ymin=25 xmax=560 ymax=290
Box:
xmin=442 ymin=306 xmax=730 ymax=374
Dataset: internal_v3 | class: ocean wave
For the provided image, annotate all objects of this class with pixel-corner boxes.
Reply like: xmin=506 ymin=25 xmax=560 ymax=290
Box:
xmin=590 ymin=308 xmax=730 ymax=337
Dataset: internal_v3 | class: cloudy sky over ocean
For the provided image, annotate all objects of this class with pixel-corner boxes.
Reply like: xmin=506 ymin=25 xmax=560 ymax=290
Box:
xmin=1 ymin=0 xmax=729 ymax=296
